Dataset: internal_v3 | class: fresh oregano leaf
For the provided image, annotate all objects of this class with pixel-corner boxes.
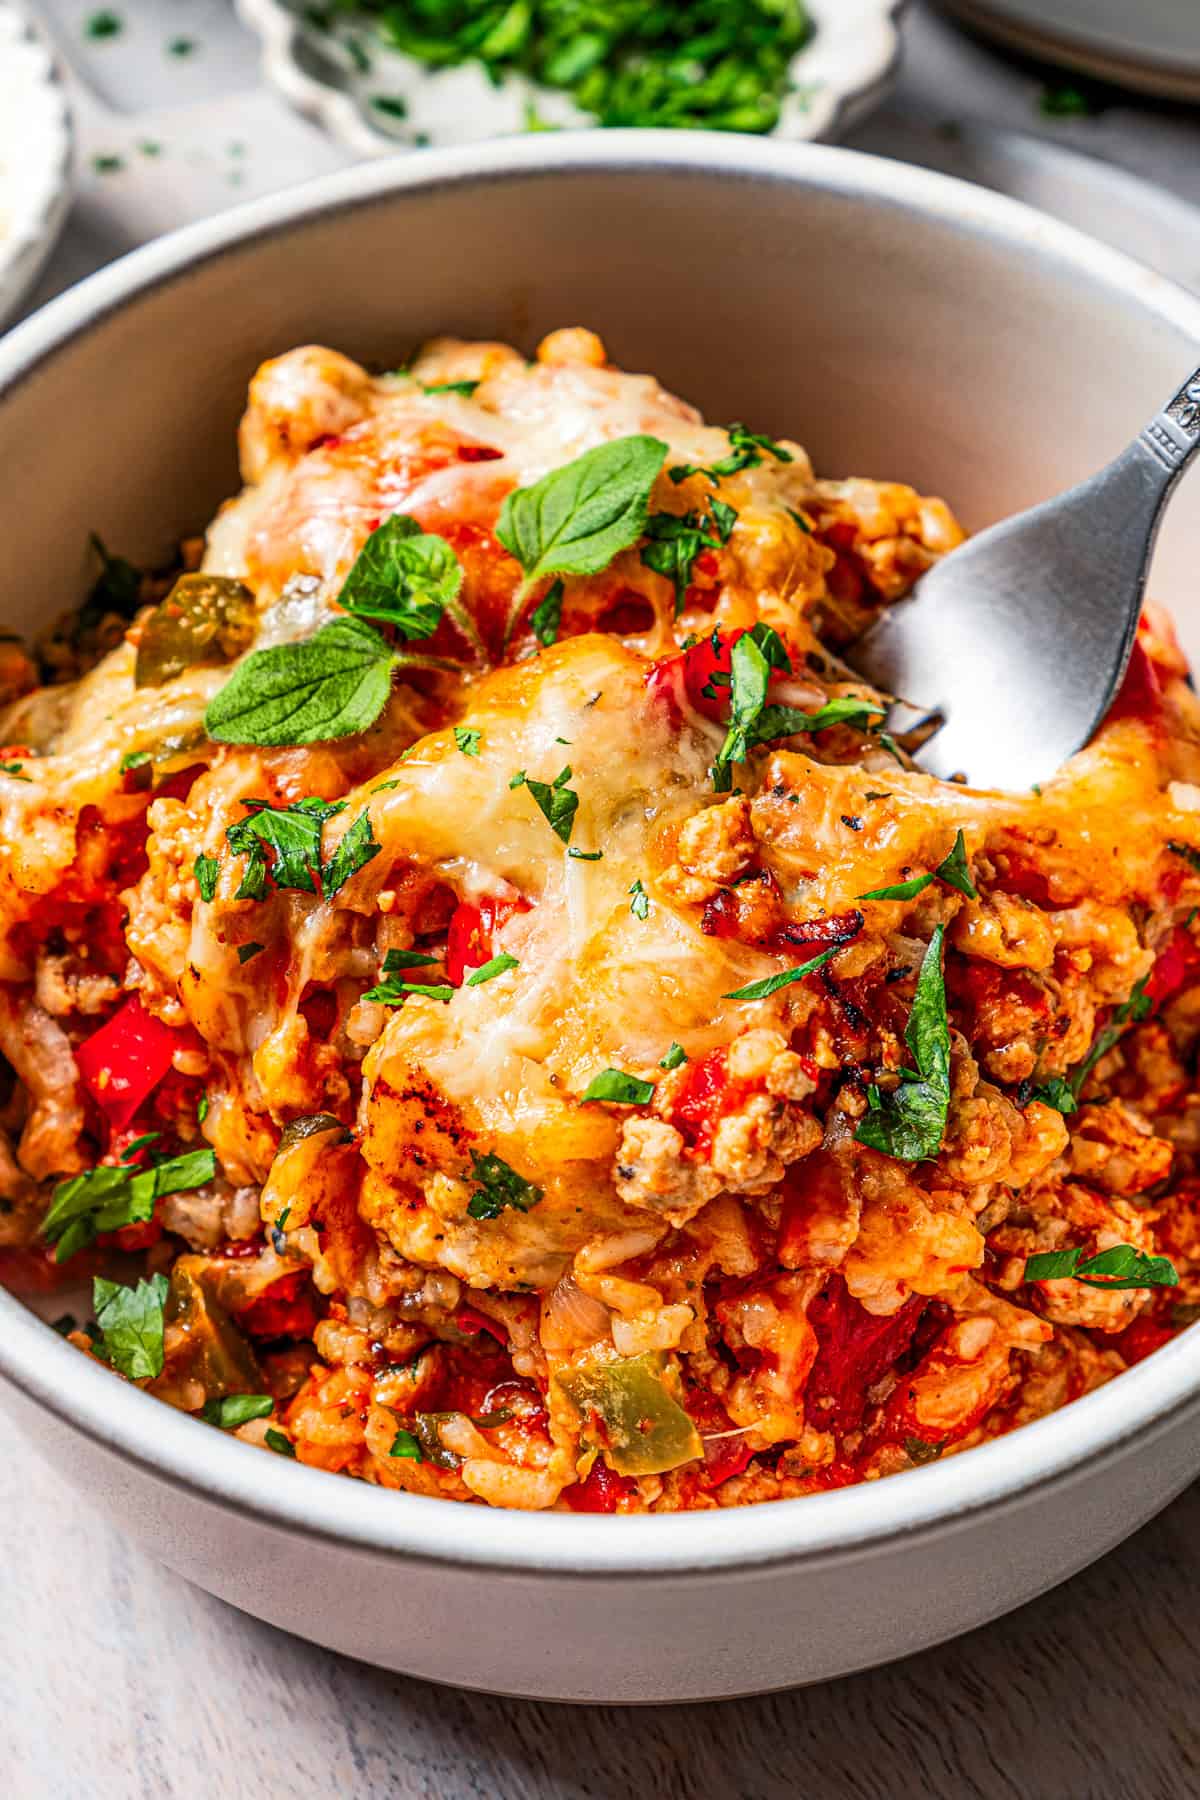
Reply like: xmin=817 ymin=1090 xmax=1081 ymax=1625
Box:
xmin=336 ymin=513 xmax=463 ymax=641
xmin=204 ymin=618 xmax=398 ymax=747
xmin=496 ymin=435 xmax=668 ymax=603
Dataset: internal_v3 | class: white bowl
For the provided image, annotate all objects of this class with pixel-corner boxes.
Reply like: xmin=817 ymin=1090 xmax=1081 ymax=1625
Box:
xmin=0 ymin=1 xmax=72 ymax=328
xmin=236 ymin=0 xmax=905 ymax=154
xmin=1 ymin=134 xmax=1199 ymax=1703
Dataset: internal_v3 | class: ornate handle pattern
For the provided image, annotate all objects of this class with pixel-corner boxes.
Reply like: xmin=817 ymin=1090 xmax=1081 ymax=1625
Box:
xmin=1140 ymin=363 xmax=1200 ymax=474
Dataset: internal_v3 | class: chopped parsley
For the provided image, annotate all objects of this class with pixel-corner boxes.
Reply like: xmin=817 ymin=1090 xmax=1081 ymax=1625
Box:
xmin=379 ymin=948 xmax=440 ymax=971
xmin=1025 ymin=1243 xmax=1178 ymax=1289
xmin=465 ymin=953 xmax=519 ymax=986
xmin=454 ymin=726 xmax=482 ymax=757
xmin=364 ymin=950 xmax=451 ymax=1005
xmin=465 ymin=1150 xmax=543 ymax=1221
xmin=628 ymin=879 xmax=650 ymax=920
xmin=1039 ymin=83 xmax=1097 ymax=118
xmin=85 ymin=10 xmax=123 ymax=38
xmin=669 ymin=422 xmax=794 ymax=486
xmin=366 ymin=2 xmax=811 ymax=132
xmin=640 ymin=495 xmax=735 ymax=615
xmin=581 ymin=1069 xmax=655 ymax=1105
xmin=43 ymin=1146 xmax=216 ymax=1263
xmin=88 ymin=533 xmax=142 ymax=616
xmin=237 ymin=942 xmax=264 ymax=965
xmin=660 ymin=1042 xmax=688 ymax=1070
xmin=364 ymin=977 xmax=453 ymax=1006
xmin=858 ymin=830 xmax=978 ymax=903
xmin=389 ymin=1427 xmax=424 ymax=1460
xmin=421 ymin=379 xmax=479 ymax=397
xmin=724 ymin=944 xmax=840 ymax=1002
xmin=1168 ymin=840 xmax=1200 ymax=876
xmin=567 ymin=847 xmax=602 ymax=861
xmin=855 ymin=926 xmax=951 ymax=1163
xmin=712 ymin=625 xmax=885 ymax=789
xmin=513 ymin=765 xmax=579 ymax=845
xmin=904 ymin=1436 xmax=945 ymax=1465
xmin=200 ymin=1394 xmax=274 ymax=1430
xmin=91 ymin=1273 xmax=169 ymax=1382
xmin=1030 ymin=1076 xmax=1078 ymax=1115
xmin=322 ymin=809 xmax=382 ymax=896
xmin=1069 ymin=971 xmax=1153 ymax=1097
xmin=225 ymin=798 xmax=379 ymax=900
xmin=118 ymin=749 xmax=150 ymax=774
xmin=264 ymin=1428 xmax=296 ymax=1457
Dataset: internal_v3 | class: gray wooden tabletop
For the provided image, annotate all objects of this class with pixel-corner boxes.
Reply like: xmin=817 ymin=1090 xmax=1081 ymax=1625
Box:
xmin=5 ymin=6 xmax=1200 ymax=1796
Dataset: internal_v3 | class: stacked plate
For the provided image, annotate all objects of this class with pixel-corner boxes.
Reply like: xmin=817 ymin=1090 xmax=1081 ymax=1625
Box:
xmin=939 ymin=0 xmax=1200 ymax=101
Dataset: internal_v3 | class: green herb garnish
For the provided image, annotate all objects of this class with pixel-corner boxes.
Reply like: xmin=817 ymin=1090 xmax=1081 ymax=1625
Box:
xmin=205 ymin=618 xmax=402 ymax=747
xmin=1025 ymin=1243 xmax=1178 ymax=1289
xmin=91 ymin=1273 xmax=170 ymax=1381
xmin=855 ymin=926 xmax=950 ymax=1163
xmin=859 ymin=830 xmax=977 ymax=903
xmin=465 ymin=1150 xmax=543 ymax=1222
xmin=44 ymin=1148 xmax=217 ymax=1263
xmin=201 ymin=1394 xmax=274 ymax=1430
xmin=389 ymin=1427 xmax=424 ymax=1460
xmin=337 ymin=513 xmax=469 ymax=645
xmin=628 ymin=879 xmax=650 ymax=920
xmin=659 ymin=1043 xmax=688 ymax=1070
xmin=465 ymin=953 xmax=519 ymax=986
xmin=724 ymin=944 xmax=840 ymax=1002
xmin=496 ymin=435 xmax=667 ymax=617
xmin=514 ymin=765 xmax=579 ymax=845
xmin=530 ymin=578 xmax=564 ymax=647
xmin=640 ymin=495 xmax=734 ymax=616
xmin=581 ymin=1069 xmax=655 ymax=1105
xmin=669 ymin=422 xmax=794 ymax=486
xmin=1030 ymin=1076 xmax=1078 ymax=1116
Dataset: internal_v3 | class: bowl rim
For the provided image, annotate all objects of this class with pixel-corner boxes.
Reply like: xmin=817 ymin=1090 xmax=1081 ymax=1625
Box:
xmin=3 ymin=129 xmax=1200 ymax=1578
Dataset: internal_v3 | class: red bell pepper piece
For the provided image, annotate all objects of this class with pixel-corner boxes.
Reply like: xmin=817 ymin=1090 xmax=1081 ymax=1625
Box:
xmin=562 ymin=1457 xmax=637 ymax=1513
xmin=1108 ymin=1312 xmax=1177 ymax=1367
xmin=444 ymin=895 xmax=526 ymax=987
xmin=1144 ymin=925 xmax=1200 ymax=1011
xmin=805 ymin=1277 xmax=926 ymax=1433
xmin=445 ymin=902 xmax=490 ymax=988
xmin=75 ymin=996 xmax=179 ymax=1132
xmin=236 ymin=1271 xmax=319 ymax=1340
xmin=646 ymin=627 xmax=748 ymax=723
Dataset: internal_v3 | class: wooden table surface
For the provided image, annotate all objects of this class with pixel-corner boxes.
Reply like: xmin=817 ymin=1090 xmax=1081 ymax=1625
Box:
xmin=6 ymin=7 xmax=1200 ymax=1796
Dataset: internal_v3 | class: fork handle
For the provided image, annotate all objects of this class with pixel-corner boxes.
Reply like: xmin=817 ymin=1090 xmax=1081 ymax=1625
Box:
xmin=1139 ymin=364 xmax=1200 ymax=476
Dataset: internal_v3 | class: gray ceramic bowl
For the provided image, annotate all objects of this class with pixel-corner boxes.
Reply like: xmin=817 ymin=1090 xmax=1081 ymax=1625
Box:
xmin=1 ymin=134 xmax=1199 ymax=1704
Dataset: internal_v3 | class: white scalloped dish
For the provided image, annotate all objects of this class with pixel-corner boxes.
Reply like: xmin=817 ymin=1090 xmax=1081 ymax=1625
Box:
xmin=0 ymin=3 xmax=72 ymax=329
xmin=236 ymin=0 xmax=904 ymax=155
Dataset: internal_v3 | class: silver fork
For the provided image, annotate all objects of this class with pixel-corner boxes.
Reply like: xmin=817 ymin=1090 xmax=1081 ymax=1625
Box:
xmin=848 ymin=363 xmax=1200 ymax=789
